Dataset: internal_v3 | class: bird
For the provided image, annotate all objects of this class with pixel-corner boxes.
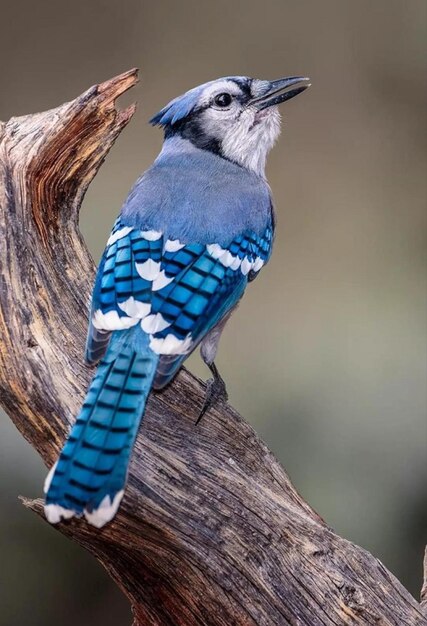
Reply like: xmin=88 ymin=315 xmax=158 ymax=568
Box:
xmin=44 ymin=74 xmax=310 ymax=528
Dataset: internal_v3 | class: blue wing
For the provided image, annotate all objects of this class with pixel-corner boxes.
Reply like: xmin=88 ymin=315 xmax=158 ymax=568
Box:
xmin=86 ymin=217 xmax=273 ymax=388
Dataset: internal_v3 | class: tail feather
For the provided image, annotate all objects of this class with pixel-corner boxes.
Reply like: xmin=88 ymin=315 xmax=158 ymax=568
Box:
xmin=45 ymin=328 xmax=158 ymax=527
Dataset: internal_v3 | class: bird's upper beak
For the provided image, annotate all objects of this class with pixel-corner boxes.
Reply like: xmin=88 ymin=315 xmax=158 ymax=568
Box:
xmin=251 ymin=76 xmax=311 ymax=109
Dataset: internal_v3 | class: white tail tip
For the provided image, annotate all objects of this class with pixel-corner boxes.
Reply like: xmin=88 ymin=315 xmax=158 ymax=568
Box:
xmin=44 ymin=503 xmax=75 ymax=524
xmin=84 ymin=490 xmax=125 ymax=528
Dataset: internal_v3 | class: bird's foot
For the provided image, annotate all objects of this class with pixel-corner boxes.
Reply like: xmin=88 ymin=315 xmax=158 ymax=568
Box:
xmin=196 ymin=362 xmax=228 ymax=424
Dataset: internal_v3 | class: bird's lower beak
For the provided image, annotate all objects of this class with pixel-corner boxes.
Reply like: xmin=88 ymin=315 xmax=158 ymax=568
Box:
xmin=251 ymin=76 xmax=311 ymax=110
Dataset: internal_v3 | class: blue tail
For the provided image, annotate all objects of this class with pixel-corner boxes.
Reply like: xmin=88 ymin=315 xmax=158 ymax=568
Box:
xmin=45 ymin=328 xmax=158 ymax=527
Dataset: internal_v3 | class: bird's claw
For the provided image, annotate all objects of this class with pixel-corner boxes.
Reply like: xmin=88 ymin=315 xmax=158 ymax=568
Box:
xmin=196 ymin=363 xmax=228 ymax=424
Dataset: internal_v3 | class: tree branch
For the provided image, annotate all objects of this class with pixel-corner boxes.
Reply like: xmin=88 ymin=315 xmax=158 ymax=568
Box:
xmin=0 ymin=70 xmax=425 ymax=626
xmin=421 ymin=547 xmax=427 ymax=612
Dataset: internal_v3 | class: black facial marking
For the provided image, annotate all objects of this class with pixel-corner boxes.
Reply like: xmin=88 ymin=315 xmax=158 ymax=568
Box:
xmin=231 ymin=77 xmax=252 ymax=103
xmin=162 ymin=80 xmax=253 ymax=163
xmin=165 ymin=116 xmax=222 ymax=155
xmin=181 ymin=120 xmax=222 ymax=154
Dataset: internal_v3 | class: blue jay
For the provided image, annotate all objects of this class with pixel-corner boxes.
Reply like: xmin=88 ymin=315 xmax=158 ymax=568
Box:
xmin=44 ymin=74 xmax=309 ymax=527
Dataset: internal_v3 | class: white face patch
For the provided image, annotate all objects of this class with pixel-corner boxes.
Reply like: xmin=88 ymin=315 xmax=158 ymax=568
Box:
xmin=201 ymin=104 xmax=281 ymax=177
xmin=197 ymin=78 xmax=282 ymax=176
xmin=221 ymin=106 xmax=281 ymax=176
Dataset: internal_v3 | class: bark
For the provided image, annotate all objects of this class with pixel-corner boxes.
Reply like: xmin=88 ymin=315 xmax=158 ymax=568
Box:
xmin=0 ymin=69 xmax=425 ymax=626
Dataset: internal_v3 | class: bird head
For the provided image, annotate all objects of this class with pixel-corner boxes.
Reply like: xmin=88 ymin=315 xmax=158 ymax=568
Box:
xmin=150 ymin=75 xmax=310 ymax=176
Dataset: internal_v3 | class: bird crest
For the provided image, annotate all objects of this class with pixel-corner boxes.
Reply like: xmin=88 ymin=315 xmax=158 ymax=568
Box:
xmin=150 ymin=83 xmax=206 ymax=127
xmin=150 ymin=77 xmax=247 ymax=127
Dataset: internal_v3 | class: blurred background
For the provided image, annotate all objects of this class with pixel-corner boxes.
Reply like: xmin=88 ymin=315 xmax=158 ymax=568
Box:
xmin=0 ymin=0 xmax=426 ymax=624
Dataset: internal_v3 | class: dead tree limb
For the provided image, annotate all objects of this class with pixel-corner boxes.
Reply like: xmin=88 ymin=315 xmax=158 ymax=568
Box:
xmin=0 ymin=69 xmax=425 ymax=626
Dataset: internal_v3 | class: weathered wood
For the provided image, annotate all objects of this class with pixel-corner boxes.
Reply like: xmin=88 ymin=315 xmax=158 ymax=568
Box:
xmin=421 ymin=548 xmax=427 ymax=611
xmin=0 ymin=69 xmax=425 ymax=626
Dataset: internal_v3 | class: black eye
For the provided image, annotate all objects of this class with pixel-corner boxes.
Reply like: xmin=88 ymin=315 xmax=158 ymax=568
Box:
xmin=214 ymin=93 xmax=233 ymax=108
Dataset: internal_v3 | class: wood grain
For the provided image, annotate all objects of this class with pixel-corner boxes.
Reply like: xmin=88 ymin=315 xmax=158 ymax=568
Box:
xmin=0 ymin=69 xmax=425 ymax=626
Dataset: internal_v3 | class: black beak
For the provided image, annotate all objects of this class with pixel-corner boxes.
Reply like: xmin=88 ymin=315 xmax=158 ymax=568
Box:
xmin=251 ymin=76 xmax=311 ymax=110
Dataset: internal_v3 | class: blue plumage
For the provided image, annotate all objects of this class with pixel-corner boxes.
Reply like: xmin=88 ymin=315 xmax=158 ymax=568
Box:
xmin=121 ymin=137 xmax=272 ymax=245
xmin=44 ymin=72 xmax=308 ymax=527
xmin=45 ymin=328 xmax=158 ymax=527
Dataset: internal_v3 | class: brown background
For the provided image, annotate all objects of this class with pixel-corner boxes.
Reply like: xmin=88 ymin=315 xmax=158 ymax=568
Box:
xmin=0 ymin=1 xmax=426 ymax=625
